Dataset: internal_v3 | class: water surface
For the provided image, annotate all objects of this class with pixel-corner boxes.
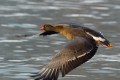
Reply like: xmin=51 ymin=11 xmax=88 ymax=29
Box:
xmin=0 ymin=0 xmax=120 ymax=80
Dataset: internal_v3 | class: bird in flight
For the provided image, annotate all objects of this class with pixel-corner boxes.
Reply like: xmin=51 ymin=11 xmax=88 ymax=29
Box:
xmin=32 ymin=23 xmax=113 ymax=80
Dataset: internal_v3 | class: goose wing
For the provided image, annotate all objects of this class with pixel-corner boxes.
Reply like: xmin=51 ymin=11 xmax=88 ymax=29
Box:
xmin=32 ymin=37 xmax=98 ymax=80
xmin=40 ymin=31 xmax=58 ymax=36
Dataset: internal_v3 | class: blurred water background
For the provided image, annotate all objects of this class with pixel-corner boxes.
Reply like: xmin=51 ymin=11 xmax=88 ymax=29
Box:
xmin=0 ymin=0 xmax=120 ymax=80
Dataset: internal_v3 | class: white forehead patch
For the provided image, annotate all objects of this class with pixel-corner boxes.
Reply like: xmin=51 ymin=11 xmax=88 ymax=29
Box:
xmin=86 ymin=32 xmax=105 ymax=42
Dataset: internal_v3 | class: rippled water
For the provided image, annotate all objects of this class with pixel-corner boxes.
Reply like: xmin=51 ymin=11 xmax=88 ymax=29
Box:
xmin=0 ymin=0 xmax=120 ymax=80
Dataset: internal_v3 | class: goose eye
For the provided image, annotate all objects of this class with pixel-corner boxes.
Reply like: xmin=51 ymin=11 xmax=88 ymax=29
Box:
xmin=44 ymin=24 xmax=48 ymax=28
xmin=44 ymin=24 xmax=53 ymax=28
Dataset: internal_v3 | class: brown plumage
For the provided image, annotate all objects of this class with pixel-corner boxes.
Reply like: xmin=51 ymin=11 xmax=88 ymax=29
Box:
xmin=32 ymin=23 xmax=113 ymax=80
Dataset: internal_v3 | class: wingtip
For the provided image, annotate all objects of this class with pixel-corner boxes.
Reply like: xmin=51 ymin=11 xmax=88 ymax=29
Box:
xmin=107 ymin=44 xmax=113 ymax=48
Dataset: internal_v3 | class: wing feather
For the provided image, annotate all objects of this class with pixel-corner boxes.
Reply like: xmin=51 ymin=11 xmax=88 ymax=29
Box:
xmin=32 ymin=37 xmax=98 ymax=80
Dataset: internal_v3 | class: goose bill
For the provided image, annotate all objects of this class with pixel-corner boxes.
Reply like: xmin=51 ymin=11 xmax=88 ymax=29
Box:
xmin=40 ymin=27 xmax=44 ymax=30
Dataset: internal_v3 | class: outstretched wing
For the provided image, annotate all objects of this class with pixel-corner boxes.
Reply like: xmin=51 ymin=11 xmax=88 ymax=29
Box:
xmin=40 ymin=31 xmax=58 ymax=36
xmin=32 ymin=37 xmax=98 ymax=80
